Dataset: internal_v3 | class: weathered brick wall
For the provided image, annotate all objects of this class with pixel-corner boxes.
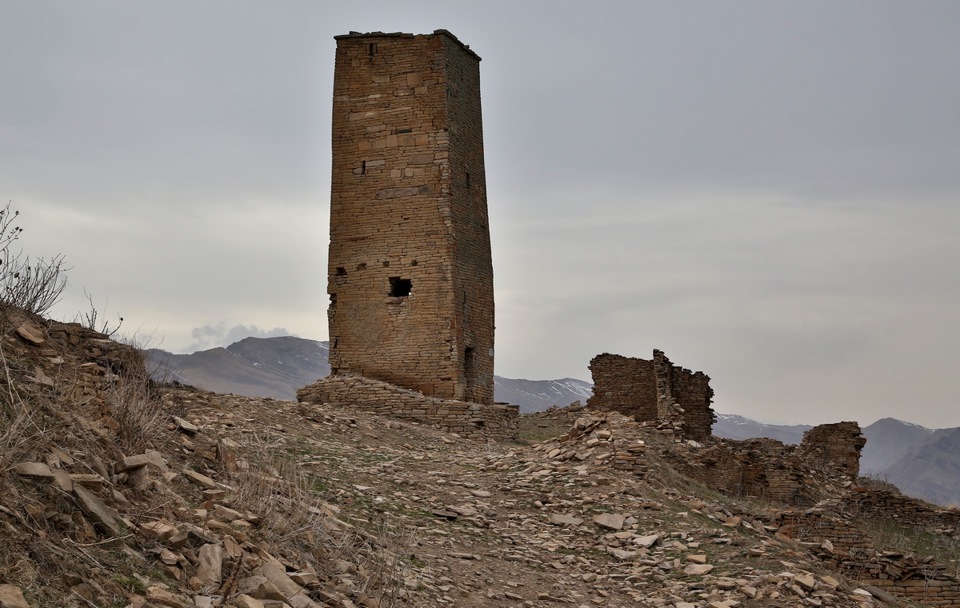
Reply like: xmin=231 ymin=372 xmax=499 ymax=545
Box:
xmin=328 ymin=31 xmax=494 ymax=404
xmin=586 ymin=354 xmax=657 ymax=420
xmin=297 ymin=374 xmax=517 ymax=440
xmin=666 ymin=438 xmax=813 ymax=505
xmin=845 ymin=487 xmax=960 ymax=532
xmin=776 ymin=510 xmax=874 ymax=552
xmin=653 ymin=350 xmax=715 ymax=441
xmin=586 ymin=350 xmax=714 ymax=440
xmin=777 ymin=510 xmax=960 ymax=607
xmin=800 ymin=421 xmax=866 ymax=477
xmin=663 ymin=422 xmax=867 ymax=506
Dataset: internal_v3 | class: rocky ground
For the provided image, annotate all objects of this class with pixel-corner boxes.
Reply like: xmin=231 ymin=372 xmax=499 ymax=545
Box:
xmin=0 ymin=311 xmax=917 ymax=608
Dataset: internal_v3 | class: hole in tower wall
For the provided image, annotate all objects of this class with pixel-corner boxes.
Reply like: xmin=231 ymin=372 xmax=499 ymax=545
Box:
xmin=361 ymin=160 xmax=367 ymax=175
xmin=368 ymin=43 xmax=377 ymax=56
xmin=336 ymin=267 xmax=347 ymax=276
xmin=388 ymin=277 xmax=412 ymax=297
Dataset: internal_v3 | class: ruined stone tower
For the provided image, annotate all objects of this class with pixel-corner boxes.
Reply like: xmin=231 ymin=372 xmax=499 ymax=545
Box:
xmin=327 ymin=30 xmax=494 ymax=405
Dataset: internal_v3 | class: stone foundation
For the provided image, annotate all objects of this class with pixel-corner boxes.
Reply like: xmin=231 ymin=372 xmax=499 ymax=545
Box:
xmin=297 ymin=373 xmax=518 ymax=440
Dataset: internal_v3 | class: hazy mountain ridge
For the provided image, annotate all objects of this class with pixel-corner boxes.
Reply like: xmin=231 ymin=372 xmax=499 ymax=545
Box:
xmin=148 ymin=336 xmax=589 ymax=412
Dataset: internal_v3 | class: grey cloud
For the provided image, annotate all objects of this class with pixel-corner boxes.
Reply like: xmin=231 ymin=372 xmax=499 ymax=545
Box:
xmin=186 ymin=323 xmax=293 ymax=353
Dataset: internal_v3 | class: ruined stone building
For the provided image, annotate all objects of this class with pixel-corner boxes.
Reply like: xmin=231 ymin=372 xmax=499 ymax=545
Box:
xmin=326 ymin=30 xmax=494 ymax=405
xmin=587 ymin=350 xmax=715 ymax=441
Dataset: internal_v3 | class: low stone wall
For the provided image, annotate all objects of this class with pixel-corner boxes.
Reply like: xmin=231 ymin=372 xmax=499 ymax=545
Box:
xmin=777 ymin=510 xmax=960 ymax=607
xmin=776 ymin=509 xmax=874 ymax=552
xmin=665 ymin=438 xmax=814 ymax=505
xmin=661 ymin=422 xmax=865 ymax=506
xmin=297 ymin=373 xmax=518 ymax=440
xmin=845 ymin=487 xmax=960 ymax=533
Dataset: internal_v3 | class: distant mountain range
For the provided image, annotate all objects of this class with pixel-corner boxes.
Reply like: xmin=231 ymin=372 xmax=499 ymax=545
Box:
xmin=147 ymin=337 xmax=959 ymax=507
xmin=146 ymin=337 xmax=590 ymax=413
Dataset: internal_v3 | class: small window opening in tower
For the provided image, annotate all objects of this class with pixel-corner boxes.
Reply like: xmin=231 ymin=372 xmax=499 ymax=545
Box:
xmin=361 ymin=160 xmax=367 ymax=175
xmin=336 ymin=267 xmax=347 ymax=276
xmin=388 ymin=277 xmax=412 ymax=297
xmin=368 ymin=43 xmax=377 ymax=56
xmin=465 ymin=172 xmax=471 ymax=189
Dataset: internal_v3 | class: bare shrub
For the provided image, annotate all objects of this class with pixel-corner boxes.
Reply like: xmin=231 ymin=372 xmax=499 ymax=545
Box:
xmin=79 ymin=289 xmax=123 ymax=338
xmin=224 ymin=446 xmax=413 ymax=606
xmin=0 ymin=203 xmax=68 ymax=316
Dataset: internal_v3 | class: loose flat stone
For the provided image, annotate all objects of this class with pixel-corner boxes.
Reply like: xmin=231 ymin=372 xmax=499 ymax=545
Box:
xmin=795 ymin=573 xmax=816 ymax=591
xmin=117 ymin=450 xmax=167 ymax=472
xmin=233 ymin=595 xmax=265 ymax=608
xmin=173 ymin=416 xmax=199 ymax=434
xmin=183 ymin=469 xmax=217 ymax=489
xmin=593 ymin=513 xmax=625 ymax=531
xmin=257 ymin=559 xmax=303 ymax=598
xmin=608 ymin=548 xmax=636 ymax=561
xmin=549 ymin=513 xmax=584 ymax=526
xmin=73 ymin=486 xmax=123 ymax=537
xmin=683 ymin=563 xmax=714 ymax=576
xmin=146 ymin=586 xmax=190 ymax=608
xmin=0 ymin=584 xmax=30 ymax=608
xmin=16 ymin=321 xmax=45 ymax=345
xmin=633 ymin=534 xmax=659 ymax=548
xmin=15 ymin=462 xmax=53 ymax=478
xmin=196 ymin=543 xmax=223 ymax=589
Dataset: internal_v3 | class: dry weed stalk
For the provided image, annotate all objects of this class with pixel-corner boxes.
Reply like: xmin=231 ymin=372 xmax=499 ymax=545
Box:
xmin=224 ymin=444 xmax=416 ymax=606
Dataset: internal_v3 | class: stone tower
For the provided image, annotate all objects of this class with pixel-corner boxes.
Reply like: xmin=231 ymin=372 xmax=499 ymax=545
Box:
xmin=327 ymin=30 xmax=494 ymax=405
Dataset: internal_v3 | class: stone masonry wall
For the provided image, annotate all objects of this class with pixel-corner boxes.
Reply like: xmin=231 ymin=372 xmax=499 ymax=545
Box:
xmin=587 ymin=350 xmax=714 ymax=440
xmin=297 ymin=374 xmax=517 ymax=440
xmin=844 ymin=487 xmax=960 ymax=532
xmin=777 ymin=509 xmax=960 ymax=607
xmin=586 ymin=354 xmax=657 ymax=421
xmin=800 ymin=421 xmax=866 ymax=477
xmin=328 ymin=31 xmax=494 ymax=404
xmin=663 ymin=422 xmax=866 ymax=506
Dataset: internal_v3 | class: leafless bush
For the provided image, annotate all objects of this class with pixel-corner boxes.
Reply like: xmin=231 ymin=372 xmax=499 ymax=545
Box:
xmin=0 ymin=203 xmax=68 ymax=315
xmin=79 ymin=289 xmax=123 ymax=338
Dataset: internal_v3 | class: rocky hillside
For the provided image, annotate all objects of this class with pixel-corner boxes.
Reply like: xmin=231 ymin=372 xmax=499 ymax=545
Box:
xmin=5 ymin=309 xmax=960 ymax=608
xmin=147 ymin=337 xmax=591 ymax=412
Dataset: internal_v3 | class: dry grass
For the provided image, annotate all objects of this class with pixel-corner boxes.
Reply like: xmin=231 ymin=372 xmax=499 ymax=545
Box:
xmin=224 ymin=442 xmax=415 ymax=606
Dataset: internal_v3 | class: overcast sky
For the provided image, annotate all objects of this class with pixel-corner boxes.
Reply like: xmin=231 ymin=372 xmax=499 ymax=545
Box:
xmin=2 ymin=1 xmax=958 ymax=427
